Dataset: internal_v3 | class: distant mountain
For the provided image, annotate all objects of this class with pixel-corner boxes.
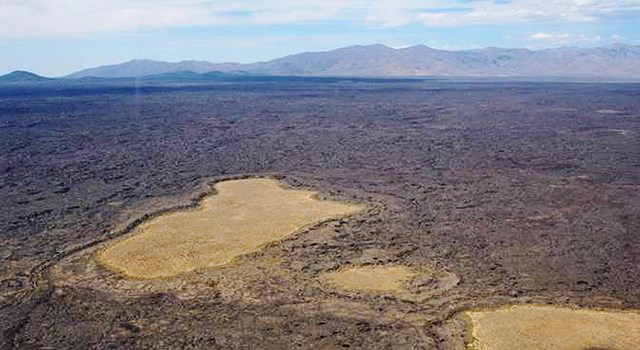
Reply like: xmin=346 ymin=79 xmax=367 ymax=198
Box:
xmin=0 ymin=70 xmax=51 ymax=82
xmin=246 ymin=44 xmax=640 ymax=78
xmin=142 ymin=70 xmax=208 ymax=80
xmin=67 ymin=59 xmax=243 ymax=79
xmin=67 ymin=44 xmax=640 ymax=79
xmin=141 ymin=70 xmax=250 ymax=81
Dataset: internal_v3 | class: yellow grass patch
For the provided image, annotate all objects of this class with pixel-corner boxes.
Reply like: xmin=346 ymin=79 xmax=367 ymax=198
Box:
xmin=319 ymin=265 xmax=416 ymax=293
xmin=99 ymin=178 xmax=363 ymax=279
xmin=466 ymin=304 xmax=640 ymax=350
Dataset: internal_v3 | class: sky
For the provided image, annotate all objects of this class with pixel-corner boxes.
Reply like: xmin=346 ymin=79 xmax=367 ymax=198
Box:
xmin=1 ymin=0 xmax=639 ymax=76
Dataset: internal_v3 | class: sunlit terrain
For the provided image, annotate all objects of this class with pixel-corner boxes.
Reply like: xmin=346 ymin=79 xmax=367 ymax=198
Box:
xmin=318 ymin=265 xmax=416 ymax=293
xmin=467 ymin=305 xmax=640 ymax=350
xmin=99 ymin=178 xmax=363 ymax=279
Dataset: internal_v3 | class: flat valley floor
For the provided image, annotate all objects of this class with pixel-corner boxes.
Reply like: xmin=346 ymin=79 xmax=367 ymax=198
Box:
xmin=1 ymin=78 xmax=640 ymax=349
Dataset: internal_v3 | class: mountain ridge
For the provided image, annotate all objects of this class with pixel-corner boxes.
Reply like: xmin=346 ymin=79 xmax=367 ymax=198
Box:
xmin=16 ymin=43 xmax=640 ymax=79
xmin=66 ymin=59 xmax=244 ymax=79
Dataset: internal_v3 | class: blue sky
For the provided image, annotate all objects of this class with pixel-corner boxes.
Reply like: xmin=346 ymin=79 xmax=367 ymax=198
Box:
xmin=1 ymin=0 xmax=639 ymax=76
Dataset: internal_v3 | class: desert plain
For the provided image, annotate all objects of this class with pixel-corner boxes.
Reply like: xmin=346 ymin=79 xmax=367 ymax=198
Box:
xmin=1 ymin=77 xmax=640 ymax=349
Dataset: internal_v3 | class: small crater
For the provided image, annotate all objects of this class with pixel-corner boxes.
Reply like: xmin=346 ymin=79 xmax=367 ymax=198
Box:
xmin=318 ymin=265 xmax=416 ymax=294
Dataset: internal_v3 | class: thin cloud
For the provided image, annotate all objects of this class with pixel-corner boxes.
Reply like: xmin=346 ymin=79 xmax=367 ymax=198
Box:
xmin=610 ymin=34 xmax=626 ymax=41
xmin=528 ymin=32 xmax=604 ymax=44
xmin=529 ymin=33 xmax=572 ymax=40
xmin=0 ymin=0 xmax=639 ymax=38
xmin=418 ymin=0 xmax=640 ymax=26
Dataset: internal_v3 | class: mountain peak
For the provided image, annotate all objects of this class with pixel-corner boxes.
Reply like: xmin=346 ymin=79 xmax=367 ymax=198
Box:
xmin=333 ymin=43 xmax=393 ymax=52
xmin=400 ymin=45 xmax=438 ymax=52
xmin=602 ymin=43 xmax=640 ymax=52
xmin=604 ymin=43 xmax=633 ymax=48
xmin=368 ymin=43 xmax=391 ymax=48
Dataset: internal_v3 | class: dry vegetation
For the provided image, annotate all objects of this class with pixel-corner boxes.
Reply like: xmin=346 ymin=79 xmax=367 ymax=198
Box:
xmin=318 ymin=265 xmax=416 ymax=294
xmin=99 ymin=178 xmax=362 ymax=279
xmin=466 ymin=305 xmax=640 ymax=350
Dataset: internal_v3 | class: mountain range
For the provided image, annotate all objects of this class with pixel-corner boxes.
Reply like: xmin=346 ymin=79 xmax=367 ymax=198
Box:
xmin=3 ymin=44 xmax=640 ymax=80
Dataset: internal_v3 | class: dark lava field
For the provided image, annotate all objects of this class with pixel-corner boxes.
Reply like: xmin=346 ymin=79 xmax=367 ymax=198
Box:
xmin=1 ymin=77 xmax=640 ymax=349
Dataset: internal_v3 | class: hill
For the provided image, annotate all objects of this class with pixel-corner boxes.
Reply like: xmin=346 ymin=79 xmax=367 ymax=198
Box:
xmin=0 ymin=70 xmax=52 ymax=82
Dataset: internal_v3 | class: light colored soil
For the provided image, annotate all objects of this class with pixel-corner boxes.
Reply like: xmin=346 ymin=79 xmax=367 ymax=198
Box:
xmin=596 ymin=109 xmax=624 ymax=114
xmin=318 ymin=265 xmax=416 ymax=293
xmin=98 ymin=178 xmax=363 ymax=279
xmin=466 ymin=304 xmax=640 ymax=350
